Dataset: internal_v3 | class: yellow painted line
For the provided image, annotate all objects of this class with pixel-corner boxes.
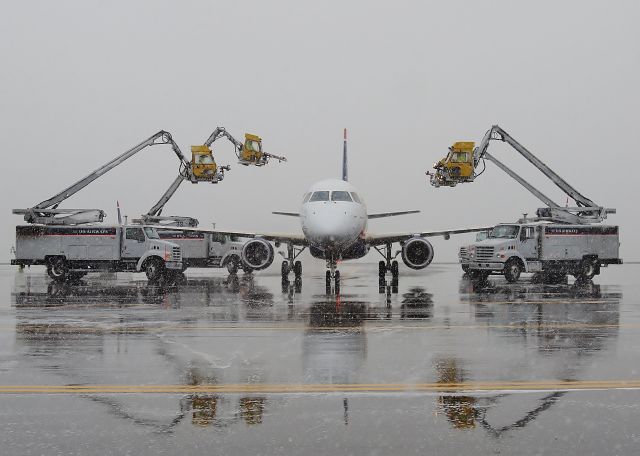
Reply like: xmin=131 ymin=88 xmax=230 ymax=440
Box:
xmin=2 ymin=380 xmax=640 ymax=394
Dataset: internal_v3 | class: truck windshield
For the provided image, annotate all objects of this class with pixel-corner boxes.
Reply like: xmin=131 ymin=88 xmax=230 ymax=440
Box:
xmin=143 ymin=227 xmax=160 ymax=239
xmin=490 ymin=225 xmax=520 ymax=239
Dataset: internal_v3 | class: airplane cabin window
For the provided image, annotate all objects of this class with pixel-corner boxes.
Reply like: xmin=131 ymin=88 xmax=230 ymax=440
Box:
xmin=331 ymin=191 xmax=353 ymax=202
xmin=350 ymin=192 xmax=361 ymax=203
xmin=309 ymin=191 xmax=329 ymax=202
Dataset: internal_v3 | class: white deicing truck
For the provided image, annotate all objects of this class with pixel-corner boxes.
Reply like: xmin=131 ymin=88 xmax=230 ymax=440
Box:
xmin=11 ymin=225 xmax=182 ymax=282
xmin=462 ymin=221 xmax=621 ymax=282
xmin=155 ymin=228 xmax=252 ymax=274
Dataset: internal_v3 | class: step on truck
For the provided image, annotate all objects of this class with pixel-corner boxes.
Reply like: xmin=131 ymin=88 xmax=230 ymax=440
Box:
xmin=154 ymin=228 xmax=252 ymax=274
xmin=11 ymin=225 xmax=183 ymax=282
xmin=462 ymin=222 xmax=622 ymax=282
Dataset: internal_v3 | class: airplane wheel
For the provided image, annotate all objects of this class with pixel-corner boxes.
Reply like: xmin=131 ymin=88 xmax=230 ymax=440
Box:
xmin=325 ymin=270 xmax=331 ymax=293
xmin=281 ymin=261 xmax=289 ymax=279
xmin=378 ymin=261 xmax=386 ymax=277
xmin=293 ymin=261 xmax=302 ymax=278
xmin=391 ymin=261 xmax=399 ymax=279
xmin=335 ymin=270 xmax=340 ymax=294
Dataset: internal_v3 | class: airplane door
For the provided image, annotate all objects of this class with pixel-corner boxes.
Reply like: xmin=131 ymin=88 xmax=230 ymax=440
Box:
xmin=123 ymin=227 xmax=147 ymax=259
xmin=518 ymin=226 xmax=538 ymax=260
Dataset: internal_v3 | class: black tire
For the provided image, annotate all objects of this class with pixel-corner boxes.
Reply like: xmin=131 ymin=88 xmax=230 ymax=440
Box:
xmin=293 ymin=261 xmax=302 ymax=278
xmin=326 ymin=270 xmax=331 ymax=293
xmin=462 ymin=264 xmax=470 ymax=273
xmin=145 ymin=258 xmax=165 ymax=281
xmin=576 ymin=258 xmax=598 ymax=281
xmin=281 ymin=261 xmax=289 ymax=278
xmin=504 ymin=259 xmax=522 ymax=283
xmin=335 ymin=270 xmax=340 ymax=294
xmin=47 ymin=257 xmax=68 ymax=282
xmin=378 ymin=261 xmax=386 ymax=277
xmin=391 ymin=261 xmax=399 ymax=278
xmin=226 ymin=257 xmax=240 ymax=274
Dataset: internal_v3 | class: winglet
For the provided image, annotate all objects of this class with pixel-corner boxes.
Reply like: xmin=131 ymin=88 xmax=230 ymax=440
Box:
xmin=342 ymin=128 xmax=348 ymax=181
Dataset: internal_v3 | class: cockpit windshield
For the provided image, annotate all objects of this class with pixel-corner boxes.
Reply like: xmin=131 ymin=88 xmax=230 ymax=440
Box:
xmin=490 ymin=225 xmax=520 ymax=239
xmin=331 ymin=191 xmax=353 ymax=202
xmin=309 ymin=191 xmax=330 ymax=202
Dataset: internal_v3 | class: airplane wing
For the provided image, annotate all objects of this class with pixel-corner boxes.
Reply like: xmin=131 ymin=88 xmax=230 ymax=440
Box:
xmin=272 ymin=212 xmax=300 ymax=217
xmin=364 ymin=226 xmax=492 ymax=246
xmin=150 ymin=225 xmax=309 ymax=246
xmin=367 ymin=210 xmax=420 ymax=219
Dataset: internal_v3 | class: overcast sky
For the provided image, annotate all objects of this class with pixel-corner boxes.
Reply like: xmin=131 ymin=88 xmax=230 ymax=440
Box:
xmin=1 ymin=0 xmax=639 ymax=264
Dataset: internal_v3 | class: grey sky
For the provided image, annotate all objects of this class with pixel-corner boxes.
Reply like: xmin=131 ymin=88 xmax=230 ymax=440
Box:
xmin=1 ymin=0 xmax=639 ymax=262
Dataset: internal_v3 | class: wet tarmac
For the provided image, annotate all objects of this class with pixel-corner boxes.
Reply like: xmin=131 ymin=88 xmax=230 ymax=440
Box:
xmin=1 ymin=263 xmax=639 ymax=455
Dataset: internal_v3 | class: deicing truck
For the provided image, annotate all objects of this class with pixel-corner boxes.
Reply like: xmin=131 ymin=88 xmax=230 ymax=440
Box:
xmin=12 ymin=224 xmax=182 ymax=282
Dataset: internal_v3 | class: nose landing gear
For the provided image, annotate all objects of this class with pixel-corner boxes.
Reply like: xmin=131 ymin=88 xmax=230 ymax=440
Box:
xmin=325 ymin=258 xmax=340 ymax=294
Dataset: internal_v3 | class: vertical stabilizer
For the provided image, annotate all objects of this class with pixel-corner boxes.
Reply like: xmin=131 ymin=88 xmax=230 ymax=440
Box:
xmin=342 ymin=128 xmax=348 ymax=181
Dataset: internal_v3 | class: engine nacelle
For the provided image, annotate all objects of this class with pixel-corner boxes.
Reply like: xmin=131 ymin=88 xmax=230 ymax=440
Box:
xmin=401 ymin=237 xmax=434 ymax=270
xmin=241 ymin=238 xmax=274 ymax=270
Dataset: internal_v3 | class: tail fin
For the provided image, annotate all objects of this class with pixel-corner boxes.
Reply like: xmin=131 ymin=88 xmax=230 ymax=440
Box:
xmin=342 ymin=128 xmax=348 ymax=181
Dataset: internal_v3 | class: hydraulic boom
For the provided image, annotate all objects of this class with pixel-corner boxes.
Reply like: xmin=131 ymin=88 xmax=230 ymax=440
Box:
xmin=428 ymin=125 xmax=615 ymax=224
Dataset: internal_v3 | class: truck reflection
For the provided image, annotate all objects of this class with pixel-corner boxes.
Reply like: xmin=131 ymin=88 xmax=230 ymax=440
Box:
xmin=434 ymin=278 xmax=621 ymax=435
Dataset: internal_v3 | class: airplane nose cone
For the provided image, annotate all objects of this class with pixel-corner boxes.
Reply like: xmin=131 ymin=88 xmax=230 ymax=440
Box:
xmin=303 ymin=205 xmax=361 ymax=248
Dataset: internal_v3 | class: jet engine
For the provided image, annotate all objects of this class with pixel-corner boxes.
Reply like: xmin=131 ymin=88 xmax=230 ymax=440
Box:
xmin=241 ymin=238 xmax=274 ymax=270
xmin=401 ymin=237 xmax=434 ymax=270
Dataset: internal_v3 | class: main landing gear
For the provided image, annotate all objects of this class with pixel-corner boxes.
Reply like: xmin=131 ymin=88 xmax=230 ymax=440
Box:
xmin=325 ymin=257 xmax=340 ymax=294
xmin=375 ymin=242 xmax=399 ymax=294
xmin=280 ymin=243 xmax=305 ymax=287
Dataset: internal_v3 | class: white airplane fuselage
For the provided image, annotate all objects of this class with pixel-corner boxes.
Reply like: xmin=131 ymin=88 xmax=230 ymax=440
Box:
xmin=300 ymin=178 xmax=368 ymax=258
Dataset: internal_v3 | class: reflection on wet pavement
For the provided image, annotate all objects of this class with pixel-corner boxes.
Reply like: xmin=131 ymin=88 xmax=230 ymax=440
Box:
xmin=1 ymin=264 xmax=638 ymax=454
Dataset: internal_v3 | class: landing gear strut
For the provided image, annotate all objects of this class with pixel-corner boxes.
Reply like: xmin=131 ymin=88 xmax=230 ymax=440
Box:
xmin=375 ymin=242 xmax=399 ymax=293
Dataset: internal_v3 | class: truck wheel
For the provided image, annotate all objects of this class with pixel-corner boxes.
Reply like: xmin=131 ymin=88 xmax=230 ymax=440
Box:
xmin=577 ymin=258 xmax=598 ymax=281
xmin=226 ymin=258 xmax=239 ymax=274
xmin=145 ymin=258 xmax=165 ymax=281
xmin=504 ymin=259 xmax=522 ymax=283
xmin=47 ymin=258 xmax=68 ymax=282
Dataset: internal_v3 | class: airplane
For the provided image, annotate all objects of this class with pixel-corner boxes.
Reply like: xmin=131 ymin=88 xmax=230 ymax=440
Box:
xmin=169 ymin=129 xmax=488 ymax=292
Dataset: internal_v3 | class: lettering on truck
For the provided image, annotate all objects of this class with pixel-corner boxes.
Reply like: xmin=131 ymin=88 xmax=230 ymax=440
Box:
xmin=16 ymin=226 xmax=117 ymax=237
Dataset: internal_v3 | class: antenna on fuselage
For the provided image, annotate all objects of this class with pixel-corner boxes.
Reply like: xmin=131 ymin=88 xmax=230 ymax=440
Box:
xmin=342 ymin=128 xmax=348 ymax=181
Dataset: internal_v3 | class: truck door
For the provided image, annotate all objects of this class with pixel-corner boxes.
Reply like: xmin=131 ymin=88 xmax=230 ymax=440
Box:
xmin=518 ymin=226 xmax=538 ymax=260
xmin=122 ymin=227 xmax=147 ymax=259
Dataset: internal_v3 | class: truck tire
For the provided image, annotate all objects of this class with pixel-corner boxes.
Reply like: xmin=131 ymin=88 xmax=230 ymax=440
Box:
xmin=47 ymin=257 xmax=68 ymax=282
xmin=576 ymin=258 xmax=599 ymax=281
xmin=504 ymin=259 xmax=522 ymax=283
xmin=145 ymin=258 xmax=165 ymax=281
xmin=226 ymin=257 xmax=240 ymax=274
